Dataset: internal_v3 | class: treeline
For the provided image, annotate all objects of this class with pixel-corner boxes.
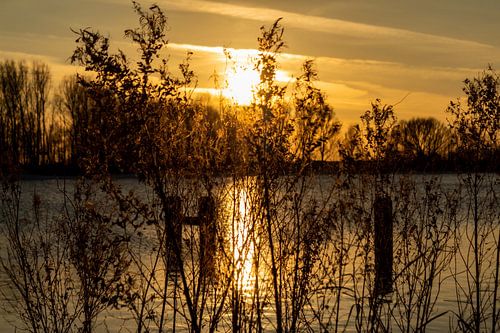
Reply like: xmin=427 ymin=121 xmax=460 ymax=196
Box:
xmin=0 ymin=60 xmax=92 ymax=173
xmin=0 ymin=62 xmax=498 ymax=175
xmin=0 ymin=61 xmax=55 ymax=169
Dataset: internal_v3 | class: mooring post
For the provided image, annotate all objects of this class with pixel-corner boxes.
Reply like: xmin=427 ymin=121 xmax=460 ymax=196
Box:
xmin=374 ymin=194 xmax=393 ymax=297
xmin=198 ymin=196 xmax=216 ymax=280
xmin=165 ymin=196 xmax=182 ymax=272
xmin=164 ymin=195 xmax=217 ymax=279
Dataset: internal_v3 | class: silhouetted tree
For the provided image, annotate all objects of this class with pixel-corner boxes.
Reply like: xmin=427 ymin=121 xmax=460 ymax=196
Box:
xmin=30 ymin=61 xmax=51 ymax=167
xmin=0 ymin=60 xmax=29 ymax=167
xmin=397 ymin=117 xmax=451 ymax=169
xmin=0 ymin=60 xmax=70 ymax=171
xmin=53 ymin=75 xmax=92 ymax=168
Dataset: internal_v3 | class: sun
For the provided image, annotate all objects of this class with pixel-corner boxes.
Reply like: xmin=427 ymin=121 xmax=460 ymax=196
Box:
xmin=221 ymin=48 xmax=293 ymax=105
xmin=223 ymin=65 xmax=260 ymax=106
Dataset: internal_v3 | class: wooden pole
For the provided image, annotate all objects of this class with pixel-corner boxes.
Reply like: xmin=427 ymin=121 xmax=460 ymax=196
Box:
xmin=165 ymin=196 xmax=182 ymax=273
xmin=374 ymin=194 xmax=393 ymax=297
xmin=199 ymin=196 xmax=216 ymax=281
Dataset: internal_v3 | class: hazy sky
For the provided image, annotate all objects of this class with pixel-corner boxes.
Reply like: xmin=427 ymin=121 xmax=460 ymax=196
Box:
xmin=1 ymin=0 xmax=499 ymax=124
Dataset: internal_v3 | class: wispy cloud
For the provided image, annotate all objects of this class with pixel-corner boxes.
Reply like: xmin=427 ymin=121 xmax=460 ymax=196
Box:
xmin=167 ymin=42 xmax=481 ymax=91
xmin=156 ymin=0 xmax=495 ymax=51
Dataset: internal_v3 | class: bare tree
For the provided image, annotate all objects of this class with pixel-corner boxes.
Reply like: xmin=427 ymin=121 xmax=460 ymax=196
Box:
xmin=398 ymin=117 xmax=451 ymax=166
xmin=0 ymin=60 xmax=29 ymax=166
xmin=30 ymin=61 xmax=51 ymax=166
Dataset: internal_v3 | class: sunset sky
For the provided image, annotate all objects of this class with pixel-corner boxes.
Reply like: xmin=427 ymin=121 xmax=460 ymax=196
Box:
xmin=1 ymin=0 xmax=499 ymax=125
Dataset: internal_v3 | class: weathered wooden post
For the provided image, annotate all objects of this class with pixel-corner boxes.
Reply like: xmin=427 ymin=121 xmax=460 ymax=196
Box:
xmin=198 ymin=196 xmax=216 ymax=281
xmin=165 ymin=196 xmax=182 ymax=272
xmin=165 ymin=195 xmax=217 ymax=279
xmin=374 ymin=194 xmax=393 ymax=297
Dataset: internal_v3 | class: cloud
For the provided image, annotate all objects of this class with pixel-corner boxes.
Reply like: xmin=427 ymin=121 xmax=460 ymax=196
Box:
xmin=165 ymin=41 xmax=481 ymax=94
xmin=155 ymin=0 xmax=495 ymax=52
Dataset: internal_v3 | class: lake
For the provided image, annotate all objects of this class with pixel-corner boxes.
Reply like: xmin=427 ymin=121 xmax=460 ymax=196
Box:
xmin=1 ymin=173 xmax=499 ymax=332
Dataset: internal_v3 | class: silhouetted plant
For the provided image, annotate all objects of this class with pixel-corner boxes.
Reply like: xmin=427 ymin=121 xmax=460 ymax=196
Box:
xmin=447 ymin=67 xmax=499 ymax=333
xmin=447 ymin=66 xmax=499 ymax=170
xmin=70 ymin=3 xmax=244 ymax=333
xmin=391 ymin=176 xmax=456 ymax=332
xmin=293 ymin=59 xmax=341 ymax=165
xmin=60 ymin=181 xmax=131 ymax=333
xmin=239 ymin=17 xmax=344 ymax=333
xmin=0 ymin=179 xmax=81 ymax=333
xmin=338 ymin=99 xmax=400 ymax=332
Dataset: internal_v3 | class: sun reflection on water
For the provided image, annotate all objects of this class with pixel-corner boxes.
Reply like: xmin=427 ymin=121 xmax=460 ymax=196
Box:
xmin=232 ymin=186 xmax=255 ymax=295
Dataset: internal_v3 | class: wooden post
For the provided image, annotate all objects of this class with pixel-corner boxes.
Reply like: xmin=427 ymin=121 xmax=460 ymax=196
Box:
xmin=165 ymin=196 xmax=182 ymax=273
xmin=374 ymin=194 xmax=393 ymax=296
xmin=165 ymin=196 xmax=217 ymax=280
xmin=198 ymin=196 xmax=216 ymax=281
xmin=165 ymin=195 xmax=217 ymax=280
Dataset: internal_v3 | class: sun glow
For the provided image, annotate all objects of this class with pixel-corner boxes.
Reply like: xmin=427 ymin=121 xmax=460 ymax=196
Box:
xmin=220 ymin=48 xmax=294 ymax=105
xmin=223 ymin=65 xmax=260 ymax=105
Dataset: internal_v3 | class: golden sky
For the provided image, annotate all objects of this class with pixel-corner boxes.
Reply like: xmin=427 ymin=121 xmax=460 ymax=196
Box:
xmin=1 ymin=0 xmax=499 ymax=124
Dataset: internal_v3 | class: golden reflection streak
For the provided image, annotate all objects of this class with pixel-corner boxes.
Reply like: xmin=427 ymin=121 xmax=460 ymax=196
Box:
xmin=231 ymin=186 xmax=255 ymax=295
